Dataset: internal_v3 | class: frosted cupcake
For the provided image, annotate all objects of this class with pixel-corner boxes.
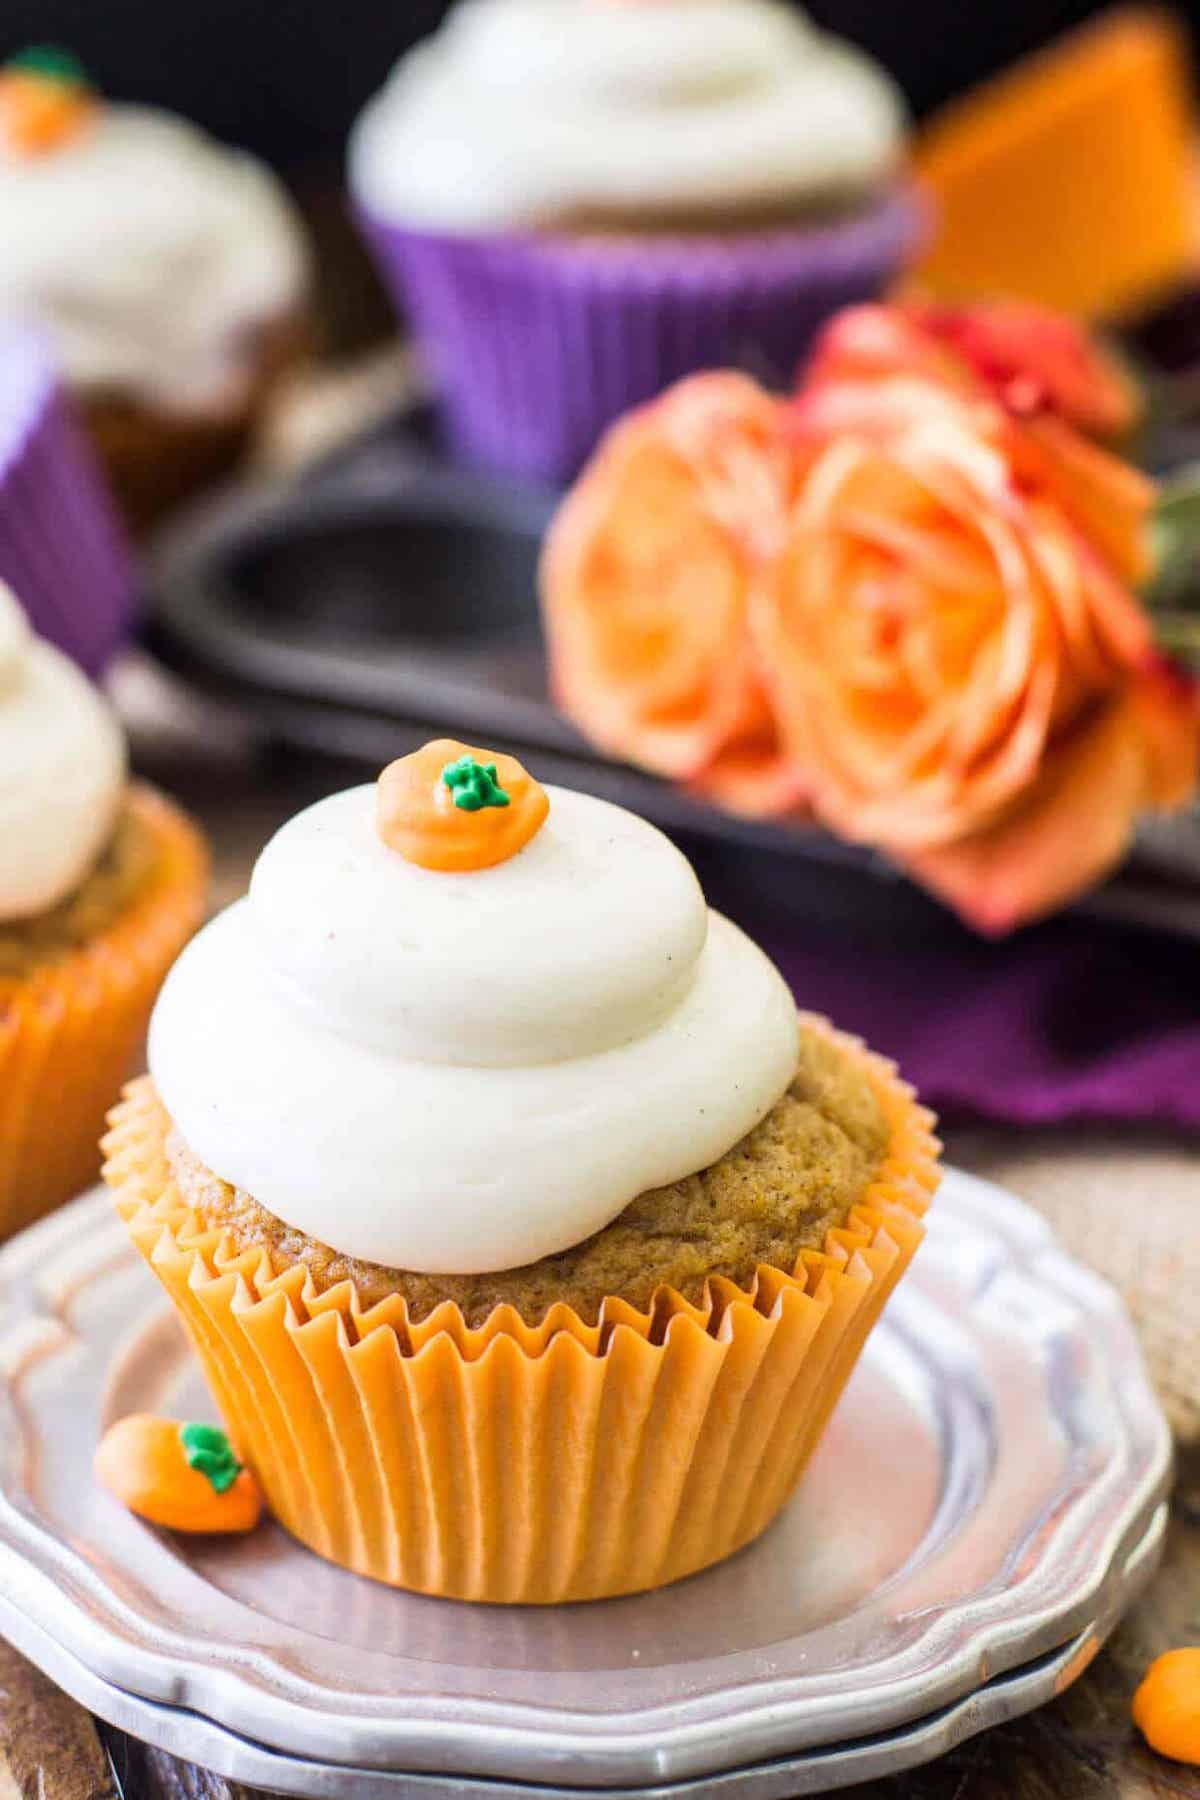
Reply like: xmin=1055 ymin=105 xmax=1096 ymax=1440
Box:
xmin=105 ymin=739 xmax=937 ymax=1602
xmin=0 ymin=585 xmax=207 ymax=1236
xmin=348 ymin=0 xmax=922 ymax=482
xmin=0 ymin=48 xmax=309 ymax=532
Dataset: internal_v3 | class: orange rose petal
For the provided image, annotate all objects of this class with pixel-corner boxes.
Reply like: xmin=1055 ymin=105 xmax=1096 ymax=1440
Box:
xmin=689 ymin=734 xmax=810 ymax=820
xmin=1131 ymin=660 xmax=1200 ymax=808
xmin=811 ymin=300 xmax=1141 ymax=445
xmin=803 ymin=304 xmax=978 ymax=400
xmin=792 ymin=372 xmax=987 ymax=459
xmin=890 ymin=649 xmax=1060 ymax=853
xmin=761 ymin=427 xmax=1066 ymax=850
xmin=1014 ymin=414 xmax=1154 ymax=592
xmin=902 ymin=300 xmax=1142 ymax=441
xmin=944 ymin=607 xmax=1039 ymax=769
xmin=542 ymin=372 xmax=796 ymax=783
xmin=905 ymin=678 xmax=1198 ymax=934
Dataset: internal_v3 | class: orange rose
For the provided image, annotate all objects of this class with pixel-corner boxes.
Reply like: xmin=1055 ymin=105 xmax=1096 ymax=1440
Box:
xmin=542 ymin=307 xmax=1196 ymax=934
xmin=797 ymin=306 xmax=1152 ymax=587
xmin=804 ymin=301 xmax=1140 ymax=442
xmin=902 ymin=299 xmax=1141 ymax=442
xmin=766 ymin=376 xmax=1196 ymax=933
xmin=542 ymin=371 xmax=808 ymax=817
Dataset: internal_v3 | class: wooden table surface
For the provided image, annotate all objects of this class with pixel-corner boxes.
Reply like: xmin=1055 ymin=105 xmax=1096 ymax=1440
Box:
xmin=2 ymin=689 xmax=1198 ymax=1800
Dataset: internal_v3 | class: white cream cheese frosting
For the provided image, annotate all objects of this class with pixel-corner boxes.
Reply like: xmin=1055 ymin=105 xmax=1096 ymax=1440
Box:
xmin=0 ymin=583 xmax=126 ymax=920
xmin=349 ymin=0 xmax=907 ymax=232
xmin=149 ymin=781 xmax=799 ymax=1274
xmin=0 ymin=106 xmax=307 ymax=413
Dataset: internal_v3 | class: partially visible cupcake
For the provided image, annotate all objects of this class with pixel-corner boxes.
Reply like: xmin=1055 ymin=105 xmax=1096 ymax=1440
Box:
xmin=0 ymin=48 xmax=310 ymax=532
xmin=0 ymin=585 xmax=207 ymax=1236
xmin=349 ymin=0 xmax=922 ymax=482
xmin=0 ymin=323 xmax=134 ymax=673
xmin=105 ymin=738 xmax=938 ymax=1603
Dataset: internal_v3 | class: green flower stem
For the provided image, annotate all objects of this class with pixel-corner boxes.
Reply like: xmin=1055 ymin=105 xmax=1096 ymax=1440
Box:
xmin=1146 ymin=465 xmax=1200 ymax=667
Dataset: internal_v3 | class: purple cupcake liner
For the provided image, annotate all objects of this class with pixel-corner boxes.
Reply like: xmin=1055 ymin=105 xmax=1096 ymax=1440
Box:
xmin=358 ymin=188 xmax=926 ymax=484
xmin=0 ymin=326 xmax=136 ymax=674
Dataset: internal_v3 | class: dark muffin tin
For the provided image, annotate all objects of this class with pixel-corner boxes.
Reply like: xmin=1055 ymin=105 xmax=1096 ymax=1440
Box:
xmin=145 ymin=410 xmax=1200 ymax=942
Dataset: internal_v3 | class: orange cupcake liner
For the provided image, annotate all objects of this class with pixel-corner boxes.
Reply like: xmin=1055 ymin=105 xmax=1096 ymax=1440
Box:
xmin=1 ymin=784 xmax=207 ymax=1239
xmin=103 ymin=1019 xmax=940 ymax=1604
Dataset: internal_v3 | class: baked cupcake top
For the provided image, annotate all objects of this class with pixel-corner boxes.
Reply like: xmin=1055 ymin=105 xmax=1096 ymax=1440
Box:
xmin=0 ymin=583 xmax=125 ymax=920
xmin=349 ymin=0 xmax=906 ymax=233
xmin=0 ymin=49 xmax=307 ymax=413
xmin=148 ymin=740 xmax=800 ymax=1274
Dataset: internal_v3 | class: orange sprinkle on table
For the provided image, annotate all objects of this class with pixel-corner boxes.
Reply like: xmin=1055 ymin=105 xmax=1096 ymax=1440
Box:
xmin=94 ymin=1415 xmax=263 ymax=1536
xmin=1133 ymin=1649 xmax=1200 ymax=1766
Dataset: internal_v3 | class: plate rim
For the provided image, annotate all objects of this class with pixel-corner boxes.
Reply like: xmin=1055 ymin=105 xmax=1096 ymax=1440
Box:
xmin=0 ymin=1506 xmax=1167 ymax=1800
xmin=0 ymin=1173 xmax=1173 ymax=1786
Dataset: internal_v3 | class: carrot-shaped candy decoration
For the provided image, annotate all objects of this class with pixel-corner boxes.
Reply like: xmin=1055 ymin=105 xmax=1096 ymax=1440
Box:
xmin=94 ymin=1416 xmax=263 ymax=1535
xmin=377 ymin=738 xmax=549 ymax=872
xmin=0 ymin=47 xmax=96 ymax=156
xmin=1133 ymin=1649 xmax=1200 ymax=1765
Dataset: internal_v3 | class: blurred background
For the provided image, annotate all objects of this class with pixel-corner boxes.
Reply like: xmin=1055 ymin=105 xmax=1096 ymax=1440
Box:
xmin=0 ymin=0 xmax=1190 ymax=174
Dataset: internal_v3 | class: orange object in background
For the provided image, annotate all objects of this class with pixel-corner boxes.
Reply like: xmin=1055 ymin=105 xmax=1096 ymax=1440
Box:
xmin=1133 ymin=1649 xmax=1200 ymax=1764
xmin=913 ymin=9 xmax=1195 ymax=319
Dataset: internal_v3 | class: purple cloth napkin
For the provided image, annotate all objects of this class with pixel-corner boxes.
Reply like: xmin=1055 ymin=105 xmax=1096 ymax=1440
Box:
xmin=761 ymin=918 xmax=1200 ymax=1131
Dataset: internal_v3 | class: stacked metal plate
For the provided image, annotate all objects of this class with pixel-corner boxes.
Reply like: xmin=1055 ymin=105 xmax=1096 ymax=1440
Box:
xmin=0 ymin=1173 xmax=1171 ymax=1797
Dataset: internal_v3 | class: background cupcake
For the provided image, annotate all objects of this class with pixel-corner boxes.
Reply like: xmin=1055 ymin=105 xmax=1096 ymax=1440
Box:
xmin=0 ymin=584 xmax=207 ymax=1236
xmin=0 ymin=47 xmax=310 ymax=533
xmin=349 ymin=0 xmax=923 ymax=483
xmin=0 ymin=321 xmax=134 ymax=674
xmin=105 ymin=740 xmax=938 ymax=1603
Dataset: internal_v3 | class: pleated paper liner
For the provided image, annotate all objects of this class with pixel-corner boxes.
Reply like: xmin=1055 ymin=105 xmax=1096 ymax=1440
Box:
xmin=104 ymin=1020 xmax=939 ymax=1604
xmin=0 ymin=785 xmax=207 ymax=1240
xmin=358 ymin=193 xmax=924 ymax=483
xmin=0 ymin=326 xmax=135 ymax=675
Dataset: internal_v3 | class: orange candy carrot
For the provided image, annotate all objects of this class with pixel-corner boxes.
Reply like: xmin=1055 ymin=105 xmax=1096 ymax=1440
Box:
xmin=1133 ymin=1649 xmax=1200 ymax=1765
xmin=377 ymin=739 xmax=549 ymax=872
xmin=0 ymin=51 xmax=94 ymax=156
xmin=94 ymin=1416 xmax=263 ymax=1535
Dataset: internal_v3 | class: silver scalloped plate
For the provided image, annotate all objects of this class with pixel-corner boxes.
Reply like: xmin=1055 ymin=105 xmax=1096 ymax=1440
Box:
xmin=0 ymin=1172 xmax=1171 ymax=1793
xmin=0 ymin=1537 xmax=1168 ymax=1800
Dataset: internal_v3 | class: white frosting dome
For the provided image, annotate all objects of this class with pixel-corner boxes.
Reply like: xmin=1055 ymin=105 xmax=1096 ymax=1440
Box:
xmin=0 ymin=105 xmax=307 ymax=411
xmin=149 ymin=782 xmax=800 ymax=1274
xmin=0 ymin=584 xmax=126 ymax=921
xmin=349 ymin=0 xmax=907 ymax=230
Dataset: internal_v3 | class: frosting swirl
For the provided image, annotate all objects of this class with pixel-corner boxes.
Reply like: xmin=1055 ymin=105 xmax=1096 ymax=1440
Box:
xmin=0 ymin=583 xmax=126 ymax=920
xmin=149 ymin=782 xmax=799 ymax=1274
xmin=349 ymin=0 xmax=906 ymax=231
xmin=0 ymin=104 xmax=307 ymax=411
